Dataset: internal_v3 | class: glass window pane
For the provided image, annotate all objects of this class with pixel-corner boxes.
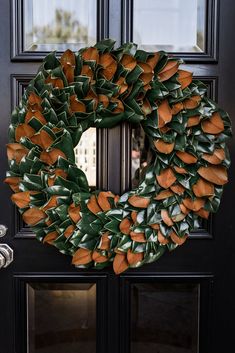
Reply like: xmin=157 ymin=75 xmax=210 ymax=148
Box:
xmin=27 ymin=283 xmax=96 ymax=353
xmin=75 ymin=128 xmax=96 ymax=188
xmin=131 ymin=282 xmax=199 ymax=353
xmin=133 ymin=0 xmax=206 ymax=53
xmin=23 ymin=0 xmax=97 ymax=52
xmin=131 ymin=126 xmax=153 ymax=188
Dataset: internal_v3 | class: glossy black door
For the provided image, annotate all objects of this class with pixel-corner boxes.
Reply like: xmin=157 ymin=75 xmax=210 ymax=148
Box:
xmin=0 ymin=1 xmax=235 ymax=353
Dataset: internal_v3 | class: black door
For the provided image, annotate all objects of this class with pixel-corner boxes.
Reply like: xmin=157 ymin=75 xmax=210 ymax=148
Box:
xmin=0 ymin=1 xmax=234 ymax=352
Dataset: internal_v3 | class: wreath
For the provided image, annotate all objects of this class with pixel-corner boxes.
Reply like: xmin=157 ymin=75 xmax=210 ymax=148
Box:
xmin=5 ymin=39 xmax=231 ymax=274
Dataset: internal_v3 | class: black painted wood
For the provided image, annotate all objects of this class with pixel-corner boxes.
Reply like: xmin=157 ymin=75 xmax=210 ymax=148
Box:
xmin=0 ymin=0 xmax=235 ymax=352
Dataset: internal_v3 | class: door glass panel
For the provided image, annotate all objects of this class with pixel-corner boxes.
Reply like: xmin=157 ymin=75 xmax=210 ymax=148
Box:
xmin=27 ymin=283 xmax=96 ymax=353
xmin=131 ymin=282 xmax=199 ymax=353
xmin=133 ymin=0 xmax=206 ymax=53
xmin=75 ymin=128 xmax=96 ymax=188
xmin=131 ymin=126 xmax=153 ymax=188
xmin=23 ymin=0 xmax=97 ymax=52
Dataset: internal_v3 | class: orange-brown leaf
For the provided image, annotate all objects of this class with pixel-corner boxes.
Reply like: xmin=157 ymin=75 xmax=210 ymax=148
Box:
xmin=158 ymin=99 xmax=172 ymax=128
xmin=182 ymin=198 xmax=205 ymax=211
xmin=87 ymin=194 xmax=102 ymax=214
xmin=128 ymin=195 xmax=150 ymax=208
xmin=158 ymin=60 xmax=179 ymax=82
xmin=119 ymin=218 xmax=133 ymax=235
xmin=176 ymin=151 xmax=197 ymax=164
xmin=72 ymin=248 xmax=92 ymax=265
xmin=170 ymin=231 xmax=187 ymax=245
xmin=99 ymin=232 xmax=111 ymax=250
xmin=197 ymin=165 xmax=228 ymax=185
xmin=170 ymin=183 xmax=185 ymax=195
xmin=68 ymin=203 xmax=81 ymax=223
xmin=154 ymin=139 xmax=175 ymax=154
xmin=60 ymin=49 xmax=76 ymax=67
xmin=64 ymin=224 xmax=75 ymax=238
xmin=161 ymin=209 xmax=174 ymax=226
xmin=177 ymin=69 xmax=193 ymax=89
xmin=113 ymin=253 xmax=129 ymax=274
xmin=127 ymin=249 xmax=144 ymax=266
xmin=11 ymin=191 xmax=31 ymax=208
xmin=43 ymin=231 xmax=58 ymax=245
xmin=82 ymin=47 xmax=99 ymax=62
xmin=22 ymin=207 xmax=46 ymax=226
xmin=183 ymin=95 xmax=201 ymax=109
xmin=120 ymin=54 xmax=137 ymax=71
xmin=97 ymin=191 xmax=115 ymax=211
xmin=25 ymin=110 xmax=46 ymax=124
xmin=174 ymin=166 xmax=188 ymax=174
xmin=99 ymin=53 xmax=117 ymax=80
xmin=156 ymin=168 xmax=176 ymax=189
xmin=202 ymin=149 xmax=225 ymax=165
xmin=130 ymin=231 xmax=146 ymax=243
xmin=157 ymin=230 xmax=169 ymax=244
xmin=15 ymin=124 xmax=35 ymax=142
xmin=7 ymin=143 xmax=28 ymax=163
xmin=92 ymin=250 xmax=108 ymax=263
xmin=146 ymin=53 xmax=160 ymax=69
xmin=195 ymin=208 xmax=210 ymax=219
xmin=171 ymin=102 xmax=184 ymax=115
xmin=192 ymin=178 xmax=215 ymax=197
xmin=187 ymin=115 xmax=200 ymax=127
xmin=201 ymin=112 xmax=224 ymax=134
xmin=42 ymin=195 xmax=58 ymax=211
xmin=70 ymin=95 xmax=86 ymax=113
xmin=4 ymin=177 xmax=21 ymax=192
xmin=155 ymin=189 xmax=174 ymax=200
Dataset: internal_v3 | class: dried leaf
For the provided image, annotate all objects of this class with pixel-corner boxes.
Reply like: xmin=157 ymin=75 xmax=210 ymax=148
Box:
xmin=68 ymin=203 xmax=81 ymax=223
xmin=99 ymin=232 xmax=111 ymax=250
xmin=154 ymin=139 xmax=175 ymax=154
xmin=22 ymin=207 xmax=46 ymax=226
xmin=171 ymin=102 xmax=184 ymax=115
xmin=60 ymin=49 xmax=76 ymax=67
xmin=156 ymin=168 xmax=176 ymax=189
xmin=177 ymin=70 xmax=193 ymax=89
xmin=174 ymin=166 xmax=188 ymax=174
xmin=72 ymin=248 xmax=92 ymax=265
xmin=201 ymin=112 xmax=224 ymax=134
xmin=7 ymin=143 xmax=28 ymax=163
xmin=176 ymin=151 xmax=197 ymax=164
xmin=11 ymin=191 xmax=31 ymax=208
xmin=120 ymin=54 xmax=137 ymax=71
xmin=25 ymin=110 xmax=46 ymax=124
xmin=87 ymin=194 xmax=102 ymax=214
xmin=127 ymin=249 xmax=144 ymax=266
xmin=97 ymin=191 xmax=115 ymax=211
xmin=155 ymin=189 xmax=174 ymax=200
xmin=187 ymin=115 xmax=200 ymax=127
xmin=197 ymin=165 xmax=228 ymax=185
xmin=4 ymin=177 xmax=21 ymax=192
xmin=195 ymin=208 xmax=210 ymax=219
xmin=70 ymin=95 xmax=86 ymax=112
xmin=15 ymin=124 xmax=35 ymax=142
xmin=146 ymin=53 xmax=160 ymax=69
xmin=150 ymin=223 xmax=160 ymax=230
xmin=192 ymin=178 xmax=215 ymax=197
xmin=179 ymin=203 xmax=190 ymax=215
xmin=158 ymin=60 xmax=179 ymax=82
xmin=119 ymin=218 xmax=133 ymax=235
xmin=170 ymin=183 xmax=185 ymax=195
xmin=64 ymin=224 xmax=75 ymax=238
xmin=45 ymin=76 xmax=64 ymax=88
xmin=131 ymin=211 xmax=138 ymax=224
xmin=202 ymin=149 xmax=225 ymax=165
xmin=113 ymin=253 xmax=129 ymax=275
xmin=128 ymin=195 xmax=150 ymax=208
xmin=92 ymin=250 xmax=108 ymax=263
xmin=43 ymin=231 xmax=58 ymax=245
xmin=31 ymin=129 xmax=54 ymax=149
xmin=82 ymin=47 xmax=99 ymax=62
xmin=183 ymin=198 xmax=205 ymax=211
xmin=158 ymin=100 xmax=172 ymax=128
xmin=161 ymin=209 xmax=174 ymax=226
xmin=158 ymin=230 xmax=169 ymax=244
xmin=99 ymin=53 xmax=117 ymax=80
xmin=183 ymin=95 xmax=201 ymax=109
xmin=170 ymin=231 xmax=187 ymax=245
xmin=130 ymin=231 xmax=146 ymax=243
xmin=42 ymin=195 xmax=58 ymax=211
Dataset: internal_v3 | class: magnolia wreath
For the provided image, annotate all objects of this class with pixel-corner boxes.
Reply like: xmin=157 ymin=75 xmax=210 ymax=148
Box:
xmin=5 ymin=39 xmax=232 ymax=274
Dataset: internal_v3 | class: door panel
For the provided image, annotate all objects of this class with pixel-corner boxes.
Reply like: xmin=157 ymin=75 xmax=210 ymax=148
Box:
xmin=0 ymin=1 xmax=235 ymax=353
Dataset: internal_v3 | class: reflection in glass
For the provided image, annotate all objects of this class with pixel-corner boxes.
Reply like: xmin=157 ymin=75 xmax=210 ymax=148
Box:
xmin=133 ymin=0 xmax=206 ymax=53
xmin=132 ymin=126 xmax=153 ymax=188
xmin=27 ymin=283 xmax=96 ymax=353
xmin=131 ymin=283 xmax=199 ymax=353
xmin=75 ymin=128 xmax=96 ymax=187
xmin=23 ymin=0 xmax=97 ymax=51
